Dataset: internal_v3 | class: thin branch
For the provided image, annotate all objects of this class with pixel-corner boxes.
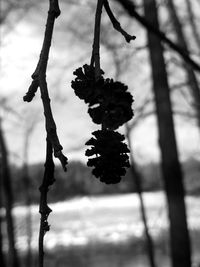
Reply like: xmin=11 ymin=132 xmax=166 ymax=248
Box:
xmin=114 ymin=0 xmax=200 ymax=73
xmin=178 ymin=86 xmax=197 ymax=109
xmin=173 ymin=109 xmax=195 ymax=119
xmin=171 ymin=82 xmax=188 ymax=91
xmin=186 ymin=0 xmax=200 ymax=55
xmin=38 ymin=135 xmax=55 ymax=267
xmin=23 ymin=0 xmax=67 ymax=171
xmin=128 ymin=96 xmax=153 ymax=129
xmin=91 ymin=0 xmax=104 ymax=79
xmin=23 ymin=2 xmax=67 ymax=266
xmin=23 ymin=79 xmax=39 ymax=102
xmin=103 ymin=0 xmax=136 ymax=43
xmin=129 ymin=109 xmax=155 ymax=130
xmin=128 ymin=106 xmax=196 ymax=131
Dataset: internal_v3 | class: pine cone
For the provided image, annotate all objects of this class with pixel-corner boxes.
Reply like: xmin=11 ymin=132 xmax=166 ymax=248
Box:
xmin=85 ymin=130 xmax=130 ymax=184
xmin=88 ymin=79 xmax=133 ymax=129
xmin=71 ymin=64 xmax=104 ymax=104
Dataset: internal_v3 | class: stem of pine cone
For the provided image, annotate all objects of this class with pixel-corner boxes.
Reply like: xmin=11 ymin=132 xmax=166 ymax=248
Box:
xmin=91 ymin=0 xmax=104 ymax=80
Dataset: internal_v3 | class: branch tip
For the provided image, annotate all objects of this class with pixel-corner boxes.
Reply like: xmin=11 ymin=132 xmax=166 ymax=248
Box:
xmin=54 ymin=150 xmax=68 ymax=171
xmin=23 ymin=79 xmax=39 ymax=102
xmin=104 ymin=0 xmax=136 ymax=43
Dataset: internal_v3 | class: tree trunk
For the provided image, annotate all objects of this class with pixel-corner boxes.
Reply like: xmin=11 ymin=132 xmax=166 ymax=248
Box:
xmin=111 ymin=37 xmax=157 ymax=267
xmin=126 ymin=126 xmax=157 ymax=267
xmin=22 ymin=132 xmax=32 ymax=267
xmin=166 ymin=0 xmax=200 ymax=130
xmin=0 ymin=170 xmax=6 ymax=267
xmin=0 ymin=119 xmax=20 ymax=267
xmin=22 ymin=163 xmax=32 ymax=267
xmin=143 ymin=1 xmax=191 ymax=267
xmin=0 ymin=219 xmax=6 ymax=267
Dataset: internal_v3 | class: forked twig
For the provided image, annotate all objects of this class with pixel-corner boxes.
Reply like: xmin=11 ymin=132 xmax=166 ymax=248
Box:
xmin=23 ymin=0 xmax=67 ymax=171
xmin=23 ymin=1 xmax=67 ymax=266
xmin=91 ymin=0 xmax=136 ymax=79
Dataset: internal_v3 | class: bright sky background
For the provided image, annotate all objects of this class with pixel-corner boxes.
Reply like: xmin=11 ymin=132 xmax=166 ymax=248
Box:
xmin=1 ymin=1 xmax=200 ymax=167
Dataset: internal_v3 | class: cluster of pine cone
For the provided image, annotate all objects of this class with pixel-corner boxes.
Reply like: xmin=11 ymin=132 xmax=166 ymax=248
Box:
xmin=71 ymin=64 xmax=133 ymax=184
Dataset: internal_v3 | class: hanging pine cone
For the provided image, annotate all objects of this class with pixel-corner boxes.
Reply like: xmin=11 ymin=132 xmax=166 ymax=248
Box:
xmin=72 ymin=65 xmax=133 ymax=130
xmin=85 ymin=130 xmax=130 ymax=184
xmin=88 ymin=79 xmax=133 ymax=129
xmin=71 ymin=64 xmax=104 ymax=104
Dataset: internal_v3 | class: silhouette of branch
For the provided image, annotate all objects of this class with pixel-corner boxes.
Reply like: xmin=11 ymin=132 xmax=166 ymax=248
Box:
xmin=23 ymin=0 xmax=67 ymax=171
xmin=115 ymin=0 xmax=200 ymax=72
xmin=38 ymin=135 xmax=55 ymax=267
xmin=103 ymin=0 xmax=136 ymax=42
xmin=24 ymin=1 xmax=67 ymax=266
xmin=91 ymin=0 xmax=104 ymax=79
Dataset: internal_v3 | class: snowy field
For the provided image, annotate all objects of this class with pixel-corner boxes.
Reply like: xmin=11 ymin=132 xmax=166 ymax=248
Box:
xmin=3 ymin=191 xmax=198 ymax=252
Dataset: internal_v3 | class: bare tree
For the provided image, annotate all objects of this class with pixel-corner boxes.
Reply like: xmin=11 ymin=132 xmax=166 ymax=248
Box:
xmin=143 ymin=0 xmax=191 ymax=266
xmin=0 ymin=118 xmax=20 ymax=267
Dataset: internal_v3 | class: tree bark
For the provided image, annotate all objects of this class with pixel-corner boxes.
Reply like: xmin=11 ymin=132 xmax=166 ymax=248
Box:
xmin=143 ymin=0 xmax=191 ymax=267
xmin=0 ymin=119 xmax=20 ymax=267
xmin=166 ymin=0 xmax=200 ymax=131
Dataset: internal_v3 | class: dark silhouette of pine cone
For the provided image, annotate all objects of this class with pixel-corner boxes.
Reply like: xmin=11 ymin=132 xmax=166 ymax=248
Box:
xmin=88 ymin=79 xmax=133 ymax=129
xmin=71 ymin=64 xmax=104 ymax=104
xmin=85 ymin=130 xmax=130 ymax=184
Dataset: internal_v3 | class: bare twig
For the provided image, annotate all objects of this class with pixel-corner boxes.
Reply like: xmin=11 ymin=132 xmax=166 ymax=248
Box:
xmin=38 ymin=135 xmax=55 ymax=267
xmin=24 ymin=2 xmax=67 ymax=265
xmin=23 ymin=0 xmax=67 ymax=171
xmin=23 ymin=79 xmax=39 ymax=102
xmin=103 ymin=0 xmax=136 ymax=43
